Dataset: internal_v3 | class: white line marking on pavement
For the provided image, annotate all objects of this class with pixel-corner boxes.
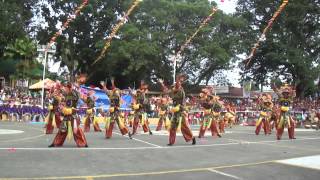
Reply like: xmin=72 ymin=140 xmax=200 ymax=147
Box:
xmin=0 ymin=137 xmax=319 ymax=151
xmin=207 ymin=168 xmax=243 ymax=180
xmin=0 ymin=129 xmax=24 ymax=135
xmin=114 ymin=132 xmax=162 ymax=148
xmin=276 ymin=155 xmax=320 ymax=170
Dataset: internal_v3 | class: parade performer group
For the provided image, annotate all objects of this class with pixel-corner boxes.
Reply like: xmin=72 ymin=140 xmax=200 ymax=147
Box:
xmin=43 ymin=74 xmax=298 ymax=148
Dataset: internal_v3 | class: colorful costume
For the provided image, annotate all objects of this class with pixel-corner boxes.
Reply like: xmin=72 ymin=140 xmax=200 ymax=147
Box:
xmin=155 ymin=97 xmax=170 ymax=131
xmin=159 ymin=75 xmax=196 ymax=146
xmin=44 ymin=89 xmax=62 ymax=134
xmin=255 ymin=94 xmax=273 ymax=135
xmin=49 ymin=83 xmax=88 ymax=148
xmin=131 ymin=82 xmax=153 ymax=135
xmin=273 ymin=84 xmax=296 ymax=140
xmin=83 ymin=94 xmax=101 ymax=132
xmin=101 ymin=80 xmax=130 ymax=139
xmin=223 ymin=104 xmax=236 ymax=129
xmin=198 ymin=88 xmax=222 ymax=138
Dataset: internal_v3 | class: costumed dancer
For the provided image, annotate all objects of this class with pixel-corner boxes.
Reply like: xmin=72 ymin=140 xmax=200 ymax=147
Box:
xmin=130 ymin=81 xmax=153 ymax=135
xmin=223 ymin=103 xmax=236 ymax=131
xmin=272 ymin=83 xmax=296 ymax=140
xmin=198 ymin=87 xmax=222 ymax=138
xmin=158 ymin=74 xmax=196 ymax=146
xmin=255 ymin=93 xmax=273 ymax=135
xmin=100 ymin=79 xmax=131 ymax=139
xmin=44 ymin=84 xmax=62 ymax=134
xmin=49 ymin=82 xmax=88 ymax=148
xmin=155 ymin=97 xmax=170 ymax=131
xmin=82 ymin=90 xmax=102 ymax=132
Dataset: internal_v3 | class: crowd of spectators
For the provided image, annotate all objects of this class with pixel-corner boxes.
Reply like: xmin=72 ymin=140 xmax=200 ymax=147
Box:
xmin=1 ymin=87 xmax=320 ymax=129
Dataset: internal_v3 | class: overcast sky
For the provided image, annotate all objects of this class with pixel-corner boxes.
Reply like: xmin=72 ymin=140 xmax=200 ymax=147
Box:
xmin=212 ymin=0 xmax=237 ymax=14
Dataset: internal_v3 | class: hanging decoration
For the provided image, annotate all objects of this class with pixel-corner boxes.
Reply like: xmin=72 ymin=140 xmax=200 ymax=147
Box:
xmin=172 ymin=7 xmax=218 ymax=83
xmin=92 ymin=0 xmax=143 ymax=65
xmin=244 ymin=0 xmax=289 ymax=67
xmin=46 ymin=0 xmax=89 ymax=51
xmin=175 ymin=7 xmax=218 ymax=58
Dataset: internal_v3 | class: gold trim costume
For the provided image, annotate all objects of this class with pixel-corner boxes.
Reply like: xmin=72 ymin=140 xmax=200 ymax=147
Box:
xmin=255 ymin=93 xmax=273 ymax=135
xmin=272 ymin=83 xmax=296 ymax=140
xmin=159 ymin=74 xmax=196 ymax=146
xmin=198 ymin=87 xmax=222 ymax=138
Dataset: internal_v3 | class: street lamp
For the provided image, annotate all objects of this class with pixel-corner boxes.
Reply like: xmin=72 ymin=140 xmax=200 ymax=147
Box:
xmin=37 ymin=44 xmax=56 ymax=109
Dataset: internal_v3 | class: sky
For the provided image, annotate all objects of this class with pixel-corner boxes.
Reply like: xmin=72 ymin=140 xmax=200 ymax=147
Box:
xmin=212 ymin=0 xmax=237 ymax=14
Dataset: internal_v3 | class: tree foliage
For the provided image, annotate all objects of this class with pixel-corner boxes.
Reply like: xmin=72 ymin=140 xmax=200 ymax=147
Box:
xmin=0 ymin=0 xmax=36 ymax=58
xmin=237 ymin=0 xmax=320 ymax=97
xmin=36 ymin=0 xmax=246 ymax=88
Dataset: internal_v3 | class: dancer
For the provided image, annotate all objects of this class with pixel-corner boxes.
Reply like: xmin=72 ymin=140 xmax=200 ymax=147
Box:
xmin=49 ymin=82 xmax=88 ymax=147
xmin=272 ymin=83 xmax=296 ymax=140
xmin=82 ymin=90 xmax=102 ymax=132
xmin=44 ymin=84 xmax=62 ymax=134
xmin=100 ymin=79 xmax=131 ymax=139
xmin=255 ymin=93 xmax=273 ymax=135
xmin=155 ymin=97 xmax=170 ymax=131
xmin=130 ymin=81 xmax=153 ymax=135
xmin=158 ymin=74 xmax=196 ymax=146
xmin=224 ymin=103 xmax=236 ymax=129
xmin=198 ymin=87 xmax=222 ymax=138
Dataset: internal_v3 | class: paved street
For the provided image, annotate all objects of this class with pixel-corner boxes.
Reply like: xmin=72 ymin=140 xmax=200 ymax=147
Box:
xmin=0 ymin=122 xmax=319 ymax=180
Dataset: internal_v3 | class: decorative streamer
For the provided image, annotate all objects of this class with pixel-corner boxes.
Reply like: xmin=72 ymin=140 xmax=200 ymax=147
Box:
xmin=175 ymin=7 xmax=218 ymax=58
xmin=46 ymin=0 xmax=89 ymax=51
xmin=244 ymin=0 xmax=289 ymax=67
xmin=92 ymin=0 xmax=143 ymax=65
xmin=172 ymin=7 xmax=218 ymax=83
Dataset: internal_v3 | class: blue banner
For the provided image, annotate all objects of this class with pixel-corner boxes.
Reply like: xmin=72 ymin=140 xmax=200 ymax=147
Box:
xmin=79 ymin=86 xmax=132 ymax=111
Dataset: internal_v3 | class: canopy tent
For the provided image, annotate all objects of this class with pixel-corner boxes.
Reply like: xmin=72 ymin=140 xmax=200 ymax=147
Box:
xmin=29 ymin=78 xmax=55 ymax=90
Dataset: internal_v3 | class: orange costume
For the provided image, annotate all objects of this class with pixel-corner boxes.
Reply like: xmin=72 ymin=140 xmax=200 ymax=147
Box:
xmin=49 ymin=82 xmax=88 ymax=148
xmin=44 ymin=85 xmax=62 ymax=134
xmin=159 ymin=75 xmax=196 ymax=146
xmin=155 ymin=97 xmax=170 ymax=131
xmin=131 ymin=81 xmax=153 ymax=136
xmin=272 ymin=83 xmax=296 ymax=140
xmin=82 ymin=91 xmax=102 ymax=132
xmin=101 ymin=80 xmax=131 ymax=139
xmin=198 ymin=87 xmax=222 ymax=138
xmin=255 ymin=94 xmax=273 ymax=135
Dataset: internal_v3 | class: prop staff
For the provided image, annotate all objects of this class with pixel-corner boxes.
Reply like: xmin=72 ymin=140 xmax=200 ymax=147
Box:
xmin=244 ymin=0 xmax=289 ymax=67
xmin=92 ymin=0 xmax=143 ymax=65
xmin=46 ymin=0 xmax=89 ymax=51
xmin=172 ymin=7 xmax=218 ymax=83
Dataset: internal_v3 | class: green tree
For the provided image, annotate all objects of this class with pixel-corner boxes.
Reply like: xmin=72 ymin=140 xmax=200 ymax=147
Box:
xmin=36 ymin=0 xmax=246 ymax=88
xmin=237 ymin=0 xmax=320 ymax=98
xmin=0 ymin=0 xmax=36 ymax=58
xmin=4 ymin=37 xmax=37 ymax=79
